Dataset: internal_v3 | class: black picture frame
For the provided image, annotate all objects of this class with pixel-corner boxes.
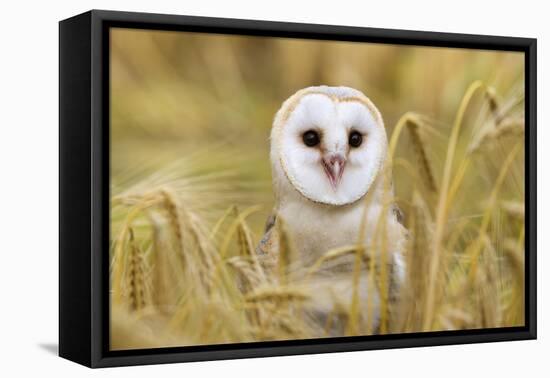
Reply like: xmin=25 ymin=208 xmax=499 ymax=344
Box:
xmin=59 ymin=9 xmax=537 ymax=368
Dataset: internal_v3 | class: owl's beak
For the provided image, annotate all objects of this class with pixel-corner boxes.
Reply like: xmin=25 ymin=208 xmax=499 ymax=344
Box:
xmin=322 ymin=154 xmax=346 ymax=190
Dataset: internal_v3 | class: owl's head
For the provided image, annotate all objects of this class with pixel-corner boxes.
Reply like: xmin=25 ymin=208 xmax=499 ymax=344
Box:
xmin=271 ymin=86 xmax=388 ymax=206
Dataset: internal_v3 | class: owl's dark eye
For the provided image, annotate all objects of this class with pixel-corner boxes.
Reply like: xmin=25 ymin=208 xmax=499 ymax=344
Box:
xmin=349 ymin=131 xmax=363 ymax=148
xmin=302 ymin=130 xmax=320 ymax=147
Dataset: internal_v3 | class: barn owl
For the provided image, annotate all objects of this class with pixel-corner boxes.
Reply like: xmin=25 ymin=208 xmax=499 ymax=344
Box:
xmin=257 ymin=86 xmax=406 ymax=335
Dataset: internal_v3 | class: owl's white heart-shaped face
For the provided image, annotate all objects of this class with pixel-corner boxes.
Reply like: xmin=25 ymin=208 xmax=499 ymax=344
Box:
xmin=272 ymin=88 xmax=387 ymax=206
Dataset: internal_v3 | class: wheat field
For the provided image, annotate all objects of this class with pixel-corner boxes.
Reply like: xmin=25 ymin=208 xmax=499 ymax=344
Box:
xmin=109 ymin=28 xmax=525 ymax=350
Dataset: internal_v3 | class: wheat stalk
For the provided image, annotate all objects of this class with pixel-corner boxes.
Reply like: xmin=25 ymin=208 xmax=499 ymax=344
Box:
xmin=406 ymin=117 xmax=438 ymax=193
xmin=127 ymin=228 xmax=149 ymax=312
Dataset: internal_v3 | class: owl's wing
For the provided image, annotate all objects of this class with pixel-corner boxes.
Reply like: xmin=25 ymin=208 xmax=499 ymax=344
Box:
xmin=263 ymin=212 xmax=277 ymax=234
xmin=388 ymin=202 xmax=408 ymax=305
xmin=392 ymin=203 xmax=405 ymax=226
xmin=255 ymin=212 xmax=278 ymax=275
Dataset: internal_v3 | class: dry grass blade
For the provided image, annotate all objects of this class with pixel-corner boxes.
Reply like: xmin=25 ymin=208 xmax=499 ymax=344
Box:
xmin=158 ymin=188 xmax=186 ymax=257
xmin=305 ymin=245 xmax=370 ymax=278
xmin=233 ymin=207 xmax=267 ymax=283
xmin=148 ymin=212 xmax=184 ymax=311
xmin=406 ymin=117 xmax=438 ymax=193
xmin=396 ymin=192 xmax=433 ymax=332
xmin=501 ymin=200 xmax=525 ymax=219
xmin=245 ymin=286 xmax=309 ymax=303
xmin=470 ymin=117 xmax=525 ymax=153
xmin=502 ymin=235 xmax=525 ymax=326
xmin=226 ymin=256 xmax=262 ymax=289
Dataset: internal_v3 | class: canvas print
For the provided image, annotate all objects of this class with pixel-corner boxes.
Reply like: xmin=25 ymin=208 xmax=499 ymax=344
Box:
xmin=109 ymin=28 xmax=525 ymax=350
